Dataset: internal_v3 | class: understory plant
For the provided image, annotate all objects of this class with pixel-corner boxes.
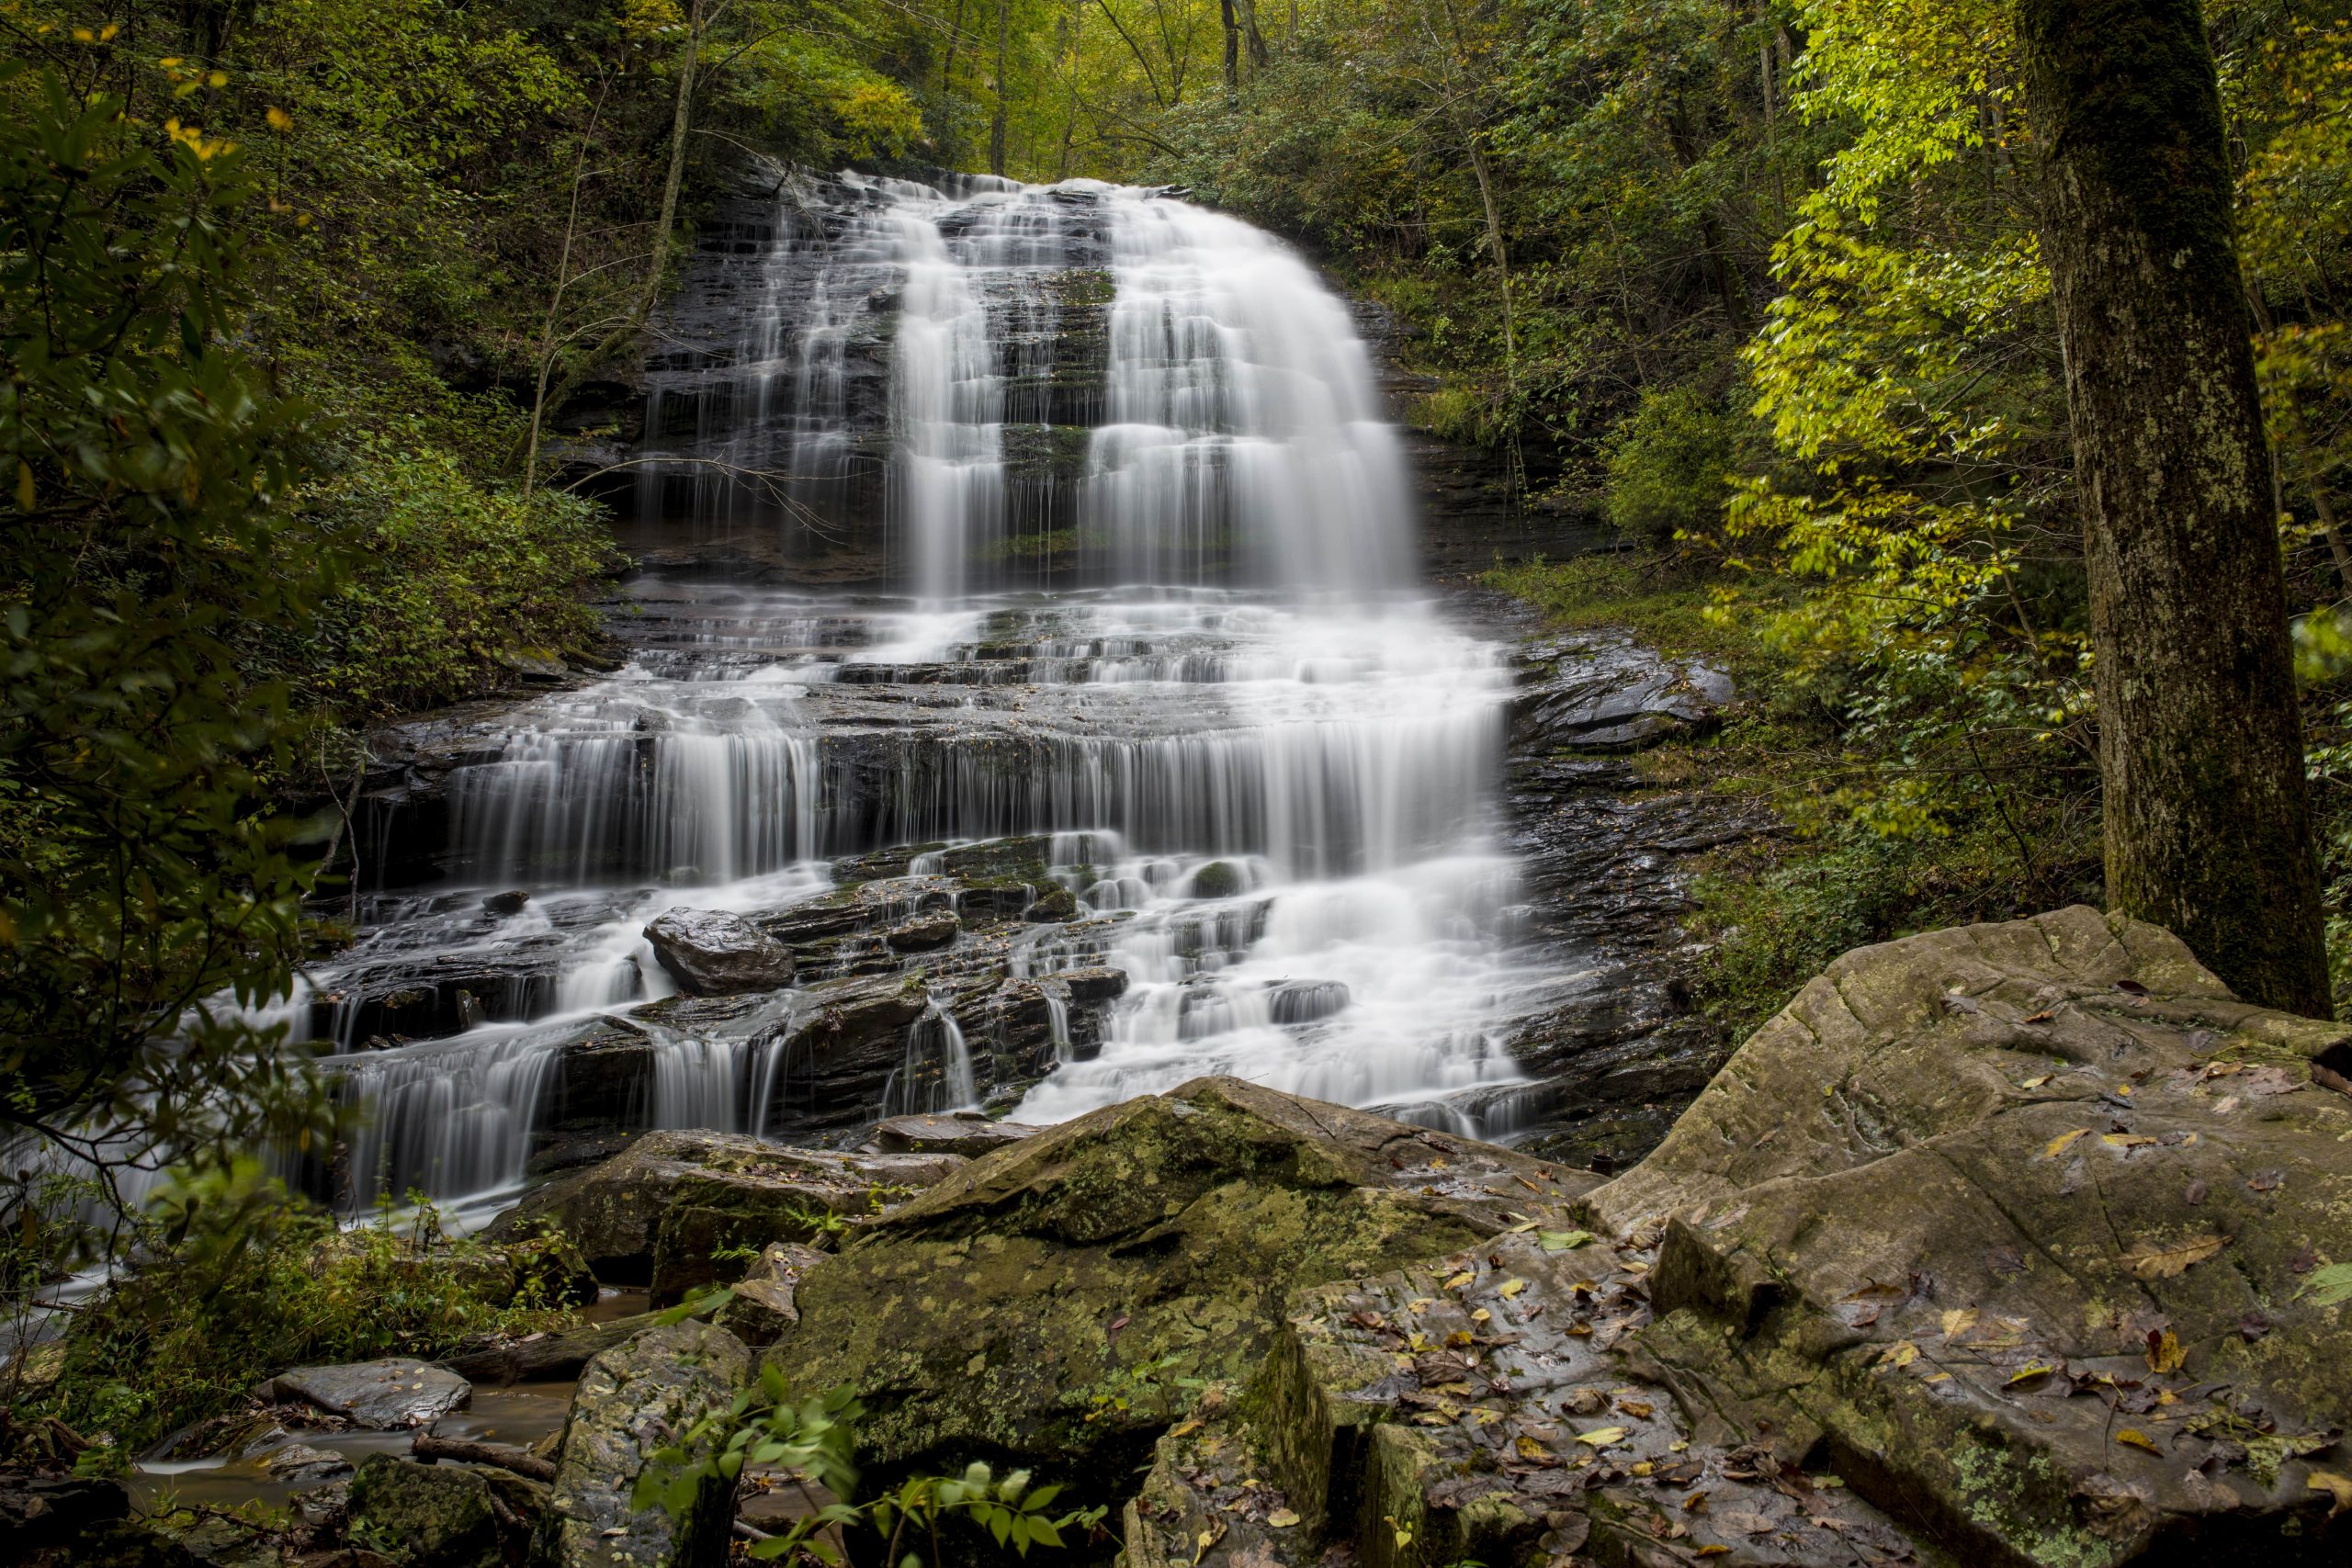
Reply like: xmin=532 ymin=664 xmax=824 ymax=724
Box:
xmin=17 ymin=1160 xmax=571 ymax=1457
xmin=636 ymin=1371 xmax=1107 ymax=1564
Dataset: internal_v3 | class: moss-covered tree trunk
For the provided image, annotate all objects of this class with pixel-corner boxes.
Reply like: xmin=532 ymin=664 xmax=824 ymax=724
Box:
xmin=2018 ymin=0 xmax=2329 ymax=1013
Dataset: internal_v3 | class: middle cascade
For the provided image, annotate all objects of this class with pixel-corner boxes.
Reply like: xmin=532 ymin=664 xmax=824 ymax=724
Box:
xmin=311 ymin=173 xmax=1551 ymax=1213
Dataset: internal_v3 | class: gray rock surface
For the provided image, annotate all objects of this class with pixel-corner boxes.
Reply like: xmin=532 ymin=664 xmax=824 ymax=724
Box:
xmin=254 ymin=1359 xmax=470 ymax=1430
xmin=642 ymin=908 xmax=794 ymax=996
xmin=533 ymin=1321 xmax=751 ymax=1568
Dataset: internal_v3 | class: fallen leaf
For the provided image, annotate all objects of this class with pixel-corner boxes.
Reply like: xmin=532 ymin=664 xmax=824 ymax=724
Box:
xmin=2309 ymin=1472 xmax=2352 ymax=1517
xmin=1616 ymin=1398 xmax=1654 ymax=1418
xmin=1878 ymin=1340 xmax=1919 ymax=1369
xmin=2295 ymin=1261 xmax=2352 ymax=1306
xmin=1170 ymin=1418 xmax=1204 ymax=1439
xmin=1539 ymin=1229 xmax=1596 ymax=1253
xmin=2025 ymin=1009 xmax=2055 ymax=1022
xmin=1940 ymin=1308 xmax=1980 ymax=1337
xmin=2019 ymin=1074 xmax=2052 ymax=1089
xmin=2116 ymin=1429 xmax=2163 ymax=1456
xmin=1266 ymin=1508 xmax=1301 ymax=1529
xmin=1498 ymin=1279 xmax=1527 ymax=1299
xmin=2100 ymin=1133 xmax=2157 ymax=1150
xmin=2007 ymin=1361 xmax=2058 ymax=1387
xmin=2122 ymin=1233 xmax=2227 ymax=1280
xmin=2043 ymin=1128 xmax=2089 ymax=1160
xmin=1444 ymin=1271 xmax=1474 ymax=1291
xmin=2145 ymin=1330 xmax=2185 ymax=1374
xmin=1682 ymin=1490 xmax=1709 ymax=1513
xmin=1575 ymin=1427 xmax=1628 ymax=1448
xmin=1696 ymin=1548 xmax=1731 ymax=1559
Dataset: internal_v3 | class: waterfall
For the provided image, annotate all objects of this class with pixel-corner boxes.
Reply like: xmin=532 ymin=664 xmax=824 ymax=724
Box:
xmin=304 ymin=170 xmax=1546 ymax=1211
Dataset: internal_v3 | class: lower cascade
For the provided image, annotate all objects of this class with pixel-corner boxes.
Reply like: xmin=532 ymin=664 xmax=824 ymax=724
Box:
xmin=307 ymin=171 xmax=1556 ymax=1213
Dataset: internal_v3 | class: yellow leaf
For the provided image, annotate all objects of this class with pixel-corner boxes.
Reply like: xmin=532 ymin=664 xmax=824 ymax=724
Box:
xmin=1575 ymin=1427 xmax=1628 ymax=1447
xmin=1470 ymin=1308 xmax=1491 ymax=1324
xmin=1444 ymin=1271 xmax=1474 ymax=1291
xmin=2007 ymin=1362 xmax=2056 ymax=1386
xmin=2043 ymin=1128 xmax=2089 ymax=1159
xmin=266 ymin=106 xmax=292 ymax=131
xmin=1498 ymin=1279 xmax=1527 ymax=1298
xmin=1697 ymin=1548 xmax=1732 ymax=1558
xmin=2308 ymin=1472 xmax=2352 ymax=1517
xmin=1879 ymin=1340 xmax=1919 ymax=1369
xmin=2117 ymin=1429 xmax=2163 ymax=1456
xmin=1266 ymin=1509 xmax=1301 ymax=1529
xmin=2101 ymin=1133 xmax=2156 ymax=1149
xmin=2146 ymin=1331 xmax=2185 ymax=1374
xmin=1940 ymin=1308 xmax=1980 ymax=1338
xmin=2123 ymin=1234 xmax=2227 ymax=1280
xmin=2019 ymin=1075 xmax=2051 ymax=1089
xmin=16 ymin=460 xmax=33 ymax=512
xmin=1515 ymin=1436 xmax=1549 ymax=1461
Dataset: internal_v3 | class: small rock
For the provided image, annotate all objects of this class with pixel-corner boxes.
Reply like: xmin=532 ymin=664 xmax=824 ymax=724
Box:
xmin=1024 ymin=886 xmax=1078 ymax=922
xmin=253 ymin=1359 xmax=469 ymax=1430
xmin=642 ymin=908 xmax=794 ymax=996
xmin=716 ymin=1243 xmax=831 ymax=1347
xmin=1190 ymin=861 xmax=1244 ymax=898
xmin=481 ymin=890 xmax=530 ymax=917
xmin=264 ymin=1443 xmax=353 ymax=1482
xmin=873 ymin=1113 xmax=1043 ymax=1157
xmin=885 ymin=911 xmax=959 ymax=952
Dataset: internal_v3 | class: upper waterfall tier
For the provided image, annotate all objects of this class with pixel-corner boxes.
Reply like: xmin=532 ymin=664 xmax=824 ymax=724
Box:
xmin=627 ymin=172 xmax=1417 ymax=596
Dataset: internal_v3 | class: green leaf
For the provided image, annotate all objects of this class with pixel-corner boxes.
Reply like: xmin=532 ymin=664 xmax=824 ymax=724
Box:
xmin=2297 ymin=1262 xmax=2352 ymax=1306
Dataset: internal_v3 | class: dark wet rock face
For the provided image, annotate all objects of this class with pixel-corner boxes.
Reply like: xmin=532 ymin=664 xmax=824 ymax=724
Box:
xmin=642 ymin=908 xmax=795 ymax=995
xmin=345 ymin=1455 xmax=500 ymax=1568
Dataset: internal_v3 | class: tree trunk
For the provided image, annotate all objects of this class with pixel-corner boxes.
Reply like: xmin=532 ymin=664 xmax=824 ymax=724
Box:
xmin=989 ymin=0 xmax=1011 ymax=175
xmin=1220 ymin=0 xmax=1240 ymax=94
xmin=2017 ymin=0 xmax=2329 ymax=1013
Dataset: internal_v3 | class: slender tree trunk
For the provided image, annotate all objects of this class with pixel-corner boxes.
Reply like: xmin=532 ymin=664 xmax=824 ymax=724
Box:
xmin=990 ymin=0 xmax=1011 ymax=175
xmin=944 ymin=0 xmax=967 ymax=96
xmin=2018 ymin=0 xmax=2328 ymax=1013
xmin=1238 ymin=0 xmax=1269 ymax=67
xmin=1220 ymin=0 xmax=1240 ymax=95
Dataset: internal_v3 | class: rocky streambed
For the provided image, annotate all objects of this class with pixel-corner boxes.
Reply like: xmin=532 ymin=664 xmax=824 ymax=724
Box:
xmin=22 ymin=906 xmax=2352 ymax=1567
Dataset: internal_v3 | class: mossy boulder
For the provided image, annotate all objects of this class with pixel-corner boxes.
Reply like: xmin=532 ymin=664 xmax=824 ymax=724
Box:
xmin=346 ymin=1455 xmax=499 ymax=1568
xmin=484 ymin=1129 xmax=963 ymax=1296
xmin=764 ymin=1076 xmax=1593 ymax=1484
xmin=1588 ymin=906 xmax=2352 ymax=1565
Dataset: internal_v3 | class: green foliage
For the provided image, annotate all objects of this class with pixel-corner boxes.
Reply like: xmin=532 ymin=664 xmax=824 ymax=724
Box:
xmin=0 ymin=61 xmax=333 ymax=1222
xmin=26 ymin=1160 xmax=568 ymax=1455
xmin=307 ymin=435 xmax=618 ymax=716
xmin=1604 ymin=385 xmax=1752 ymax=547
xmin=634 ymin=1372 xmax=1106 ymax=1564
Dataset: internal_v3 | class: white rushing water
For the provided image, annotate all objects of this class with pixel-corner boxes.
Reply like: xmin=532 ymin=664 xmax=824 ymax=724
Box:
xmin=295 ymin=173 xmax=1545 ymax=1208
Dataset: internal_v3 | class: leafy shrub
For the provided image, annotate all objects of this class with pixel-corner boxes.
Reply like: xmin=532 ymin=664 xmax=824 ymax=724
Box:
xmin=306 ymin=435 xmax=620 ymax=717
xmin=29 ymin=1161 xmax=570 ymax=1455
xmin=1604 ymin=384 xmax=1747 ymax=547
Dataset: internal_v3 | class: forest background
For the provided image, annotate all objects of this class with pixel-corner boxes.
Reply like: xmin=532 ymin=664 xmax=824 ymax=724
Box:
xmin=14 ymin=0 xmax=2352 ymax=1212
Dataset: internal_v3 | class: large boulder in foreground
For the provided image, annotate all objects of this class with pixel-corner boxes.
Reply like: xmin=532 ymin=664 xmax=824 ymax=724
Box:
xmin=484 ymin=1129 xmax=964 ymax=1296
xmin=642 ymin=908 xmax=793 ymax=996
xmin=1589 ymin=906 xmax=2352 ymax=1565
xmin=532 ymin=1320 xmax=750 ymax=1568
xmin=764 ymin=1076 xmax=1595 ymax=1481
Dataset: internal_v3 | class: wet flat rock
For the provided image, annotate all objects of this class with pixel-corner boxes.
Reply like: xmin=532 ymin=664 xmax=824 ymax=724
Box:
xmin=253 ymin=1359 xmax=470 ymax=1430
xmin=870 ymin=1111 xmax=1043 ymax=1157
xmin=1255 ymin=1228 xmax=1921 ymax=1568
